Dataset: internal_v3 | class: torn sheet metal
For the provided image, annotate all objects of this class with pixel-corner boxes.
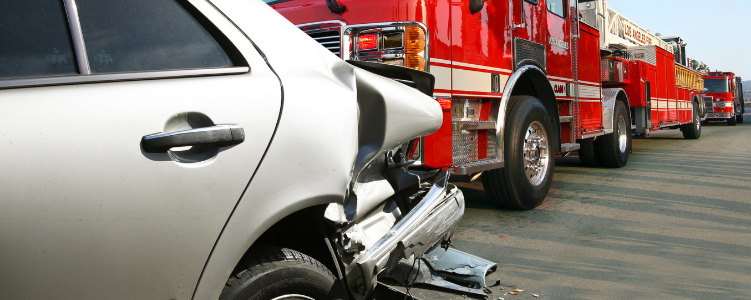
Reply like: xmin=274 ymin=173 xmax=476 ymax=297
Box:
xmin=380 ymin=248 xmax=497 ymax=297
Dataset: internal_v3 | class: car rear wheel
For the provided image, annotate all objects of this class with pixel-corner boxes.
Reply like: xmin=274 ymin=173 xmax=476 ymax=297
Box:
xmin=482 ymin=95 xmax=554 ymax=210
xmin=220 ymin=245 xmax=346 ymax=300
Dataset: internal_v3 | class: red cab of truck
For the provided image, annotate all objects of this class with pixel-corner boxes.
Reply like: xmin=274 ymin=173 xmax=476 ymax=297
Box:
xmin=703 ymin=72 xmax=744 ymax=125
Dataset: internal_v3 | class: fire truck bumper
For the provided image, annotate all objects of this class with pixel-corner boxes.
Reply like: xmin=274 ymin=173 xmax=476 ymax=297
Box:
xmin=706 ymin=113 xmax=733 ymax=119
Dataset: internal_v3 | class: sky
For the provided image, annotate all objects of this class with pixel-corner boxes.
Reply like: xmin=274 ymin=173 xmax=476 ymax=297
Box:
xmin=607 ymin=0 xmax=750 ymax=80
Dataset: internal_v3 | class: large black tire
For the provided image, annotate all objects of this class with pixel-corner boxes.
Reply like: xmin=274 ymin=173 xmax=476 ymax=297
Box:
xmin=598 ymin=101 xmax=631 ymax=168
xmin=577 ymin=138 xmax=601 ymax=166
xmin=682 ymin=102 xmax=702 ymax=139
xmin=220 ymin=245 xmax=346 ymax=300
xmin=482 ymin=95 xmax=554 ymax=210
xmin=736 ymin=114 xmax=744 ymax=124
xmin=728 ymin=115 xmax=737 ymax=126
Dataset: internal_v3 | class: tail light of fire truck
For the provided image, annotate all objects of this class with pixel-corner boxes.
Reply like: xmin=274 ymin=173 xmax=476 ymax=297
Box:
xmin=347 ymin=24 xmax=428 ymax=71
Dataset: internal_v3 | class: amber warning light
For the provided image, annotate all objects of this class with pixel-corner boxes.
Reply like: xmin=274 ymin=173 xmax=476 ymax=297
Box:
xmin=359 ymin=34 xmax=378 ymax=51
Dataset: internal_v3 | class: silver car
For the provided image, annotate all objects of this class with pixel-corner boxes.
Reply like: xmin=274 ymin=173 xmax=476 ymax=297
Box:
xmin=0 ymin=0 xmax=465 ymax=299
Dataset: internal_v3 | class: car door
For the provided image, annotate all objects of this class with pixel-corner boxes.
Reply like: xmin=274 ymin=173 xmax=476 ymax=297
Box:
xmin=0 ymin=0 xmax=281 ymax=299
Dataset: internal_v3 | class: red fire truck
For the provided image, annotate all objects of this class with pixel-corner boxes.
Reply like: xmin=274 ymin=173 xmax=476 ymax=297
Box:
xmin=702 ymin=72 xmax=744 ymax=125
xmin=270 ymin=0 xmax=704 ymax=210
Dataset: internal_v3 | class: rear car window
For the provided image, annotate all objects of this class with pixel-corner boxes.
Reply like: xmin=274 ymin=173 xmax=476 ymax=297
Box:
xmin=0 ymin=0 xmax=78 ymax=79
xmin=76 ymin=0 xmax=232 ymax=73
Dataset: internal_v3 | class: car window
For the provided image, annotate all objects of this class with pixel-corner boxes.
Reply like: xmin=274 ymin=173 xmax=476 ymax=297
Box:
xmin=76 ymin=0 xmax=232 ymax=73
xmin=0 ymin=0 xmax=78 ymax=79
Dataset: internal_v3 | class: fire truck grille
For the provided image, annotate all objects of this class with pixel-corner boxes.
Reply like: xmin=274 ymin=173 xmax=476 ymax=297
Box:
xmin=453 ymin=130 xmax=479 ymax=165
xmin=299 ymin=24 xmax=342 ymax=57
xmin=514 ymin=38 xmax=546 ymax=71
xmin=704 ymin=96 xmax=713 ymax=112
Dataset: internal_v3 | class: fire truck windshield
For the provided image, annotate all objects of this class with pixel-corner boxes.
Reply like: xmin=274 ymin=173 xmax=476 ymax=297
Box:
xmin=704 ymin=78 xmax=730 ymax=93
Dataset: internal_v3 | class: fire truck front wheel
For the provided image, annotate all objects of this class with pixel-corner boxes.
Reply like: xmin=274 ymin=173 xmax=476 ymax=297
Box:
xmin=597 ymin=101 xmax=631 ymax=168
xmin=728 ymin=115 xmax=738 ymax=126
xmin=482 ymin=95 xmax=553 ymax=210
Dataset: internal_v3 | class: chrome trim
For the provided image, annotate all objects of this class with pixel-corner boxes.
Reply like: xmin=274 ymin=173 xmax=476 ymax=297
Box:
xmin=560 ymin=116 xmax=573 ymax=122
xmin=63 ymin=0 xmax=90 ymax=75
xmin=496 ymin=65 xmax=547 ymax=162
xmin=450 ymin=159 xmax=505 ymax=176
xmin=706 ymin=113 xmax=732 ymax=119
xmin=342 ymin=21 xmax=430 ymax=72
xmin=560 ymin=143 xmax=580 ymax=152
xmin=297 ymin=20 xmax=346 ymax=56
xmin=356 ymin=171 xmax=464 ymax=292
xmin=581 ymin=131 xmax=606 ymax=139
xmin=0 ymin=67 xmax=250 ymax=90
xmin=512 ymin=0 xmax=526 ymax=30
xmin=452 ymin=121 xmax=496 ymax=131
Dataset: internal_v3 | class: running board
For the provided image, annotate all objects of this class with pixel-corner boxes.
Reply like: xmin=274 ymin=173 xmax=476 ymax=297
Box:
xmin=449 ymin=159 xmax=504 ymax=175
xmin=561 ymin=143 xmax=580 ymax=152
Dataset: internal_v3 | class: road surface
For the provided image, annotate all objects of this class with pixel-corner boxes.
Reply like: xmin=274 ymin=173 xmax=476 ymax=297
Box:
xmin=381 ymin=116 xmax=751 ymax=299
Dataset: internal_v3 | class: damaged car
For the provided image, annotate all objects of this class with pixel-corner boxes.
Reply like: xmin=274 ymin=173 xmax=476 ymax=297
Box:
xmin=0 ymin=0 xmax=464 ymax=299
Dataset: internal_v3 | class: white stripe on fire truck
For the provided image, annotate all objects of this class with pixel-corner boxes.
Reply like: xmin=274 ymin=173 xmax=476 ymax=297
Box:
xmin=429 ymin=65 xmax=452 ymax=91
xmin=546 ymin=76 xmax=601 ymax=87
xmin=452 ymin=68 xmax=509 ymax=93
xmin=579 ymin=85 xmax=601 ymax=99
xmin=430 ymin=58 xmax=513 ymax=74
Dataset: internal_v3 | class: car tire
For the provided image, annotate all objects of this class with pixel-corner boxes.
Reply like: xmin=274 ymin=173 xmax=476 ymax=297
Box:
xmin=598 ymin=101 xmax=630 ymax=168
xmin=577 ymin=138 xmax=601 ymax=167
xmin=682 ymin=102 xmax=701 ymax=139
xmin=220 ymin=245 xmax=347 ymax=300
xmin=482 ymin=95 xmax=554 ymax=210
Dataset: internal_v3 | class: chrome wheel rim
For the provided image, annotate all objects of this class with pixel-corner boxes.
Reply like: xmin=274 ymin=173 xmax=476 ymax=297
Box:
xmin=695 ymin=111 xmax=701 ymax=131
xmin=617 ymin=115 xmax=627 ymax=153
xmin=523 ymin=121 xmax=549 ymax=186
xmin=271 ymin=295 xmax=315 ymax=300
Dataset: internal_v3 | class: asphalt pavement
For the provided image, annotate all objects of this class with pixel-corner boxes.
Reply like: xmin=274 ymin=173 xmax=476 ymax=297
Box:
xmin=380 ymin=114 xmax=751 ymax=299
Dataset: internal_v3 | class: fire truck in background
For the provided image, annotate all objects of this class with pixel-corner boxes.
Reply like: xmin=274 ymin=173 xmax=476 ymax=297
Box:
xmin=702 ymin=72 xmax=744 ymax=125
xmin=270 ymin=0 xmax=704 ymax=210
xmin=581 ymin=2 xmax=705 ymax=141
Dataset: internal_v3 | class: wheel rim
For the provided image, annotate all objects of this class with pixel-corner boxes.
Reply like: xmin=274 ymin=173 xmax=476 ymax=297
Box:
xmin=523 ymin=121 xmax=549 ymax=187
xmin=695 ymin=111 xmax=701 ymax=131
xmin=271 ymin=295 xmax=315 ymax=300
xmin=617 ymin=115 xmax=627 ymax=153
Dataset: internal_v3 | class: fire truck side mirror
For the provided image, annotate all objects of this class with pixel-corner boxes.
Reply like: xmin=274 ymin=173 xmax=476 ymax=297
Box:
xmin=469 ymin=0 xmax=484 ymax=14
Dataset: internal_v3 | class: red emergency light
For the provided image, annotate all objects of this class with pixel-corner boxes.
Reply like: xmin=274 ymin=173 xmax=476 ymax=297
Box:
xmin=359 ymin=34 xmax=378 ymax=51
xmin=436 ymin=98 xmax=452 ymax=111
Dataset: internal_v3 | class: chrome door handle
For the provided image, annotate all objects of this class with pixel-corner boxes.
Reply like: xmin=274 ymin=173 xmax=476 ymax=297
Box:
xmin=141 ymin=124 xmax=245 ymax=153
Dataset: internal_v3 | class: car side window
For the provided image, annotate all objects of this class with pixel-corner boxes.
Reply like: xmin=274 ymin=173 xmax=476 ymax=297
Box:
xmin=76 ymin=0 xmax=232 ymax=73
xmin=0 ymin=0 xmax=78 ymax=79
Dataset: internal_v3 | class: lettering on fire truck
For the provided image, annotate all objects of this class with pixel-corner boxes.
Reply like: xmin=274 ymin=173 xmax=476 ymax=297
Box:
xmin=549 ymin=36 xmax=570 ymax=50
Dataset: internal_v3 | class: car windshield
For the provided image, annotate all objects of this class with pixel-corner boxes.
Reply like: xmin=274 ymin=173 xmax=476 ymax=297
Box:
xmin=704 ymin=78 xmax=729 ymax=93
